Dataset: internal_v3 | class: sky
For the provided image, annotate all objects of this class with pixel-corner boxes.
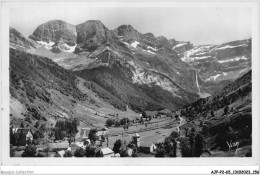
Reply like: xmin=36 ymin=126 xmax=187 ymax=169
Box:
xmin=9 ymin=2 xmax=251 ymax=45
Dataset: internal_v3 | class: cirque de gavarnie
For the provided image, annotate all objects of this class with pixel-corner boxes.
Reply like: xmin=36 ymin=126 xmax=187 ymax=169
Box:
xmin=9 ymin=19 xmax=252 ymax=157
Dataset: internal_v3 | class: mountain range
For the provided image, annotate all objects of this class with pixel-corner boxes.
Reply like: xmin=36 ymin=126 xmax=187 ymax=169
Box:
xmin=9 ymin=19 xmax=251 ymax=129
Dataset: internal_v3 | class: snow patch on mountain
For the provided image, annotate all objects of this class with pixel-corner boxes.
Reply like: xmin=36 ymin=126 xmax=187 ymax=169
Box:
xmin=37 ymin=41 xmax=55 ymax=50
xmin=205 ymin=74 xmax=222 ymax=82
xmin=147 ymin=46 xmax=158 ymax=51
xmin=131 ymin=41 xmax=140 ymax=48
xmin=205 ymin=72 xmax=230 ymax=82
xmin=215 ymin=44 xmax=247 ymax=50
xmin=217 ymin=56 xmax=248 ymax=63
xmin=36 ymin=40 xmax=77 ymax=52
xmin=205 ymin=68 xmax=250 ymax=83
xmin=181 ymin=45 xmax=214 ymax=63
xmin=181 ymin=55 xmax=212 ymax=62
xmin=173 ymin=43 xmax=187 ymax=49
xmin=123 ymin=42 xmax=130 ymax=46
xmin=145 ymin=50 xmax=156 ymax=54
xmin=63 ymin=43 xmax=77 ymax=52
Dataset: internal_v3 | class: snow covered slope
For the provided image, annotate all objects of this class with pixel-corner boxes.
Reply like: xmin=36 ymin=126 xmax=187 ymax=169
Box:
xmin=179 ymin=39 xmax=251 ymax=95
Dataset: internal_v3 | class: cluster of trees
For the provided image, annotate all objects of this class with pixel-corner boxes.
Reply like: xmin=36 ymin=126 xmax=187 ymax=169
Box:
xmin=155 ymin=131 xmax=178 ymax=157
xmin=105 ymin=118 xmax=132 ymax=127
xmin=20 ymin=143 xmax=103 ymax=158
xmin=127 ymin=140 xmax=138 ymax=157
xmin=180 ymin=73 xmax=251 ymax=121
xmin=179 ymin=128 xmax=204 ymax=157
xmin=63 ymin=143 xmax=104 ymax=157
xmin=88 ymin=128 xmax=98 ymax=143
xmin=19 ymin=127 xmax=101 ymax=157
xmin=105 ymin=112 xmax=160 ymax=128
xmin=54 ymin=118 xmax=79 ymax=141
xmin=11 ymin=117 xmax=80 ymax=147
xmin=9 ymin=122 xmax=49 ymax=146
xmin=56 ymin=143 xmax=104 ymax=157
xmin=85 ymin=146 xmax=103 ymax=157
xmin=217 ymin=71 xmax=251 ymax=98
xmin=215 ymin=127 xmax=236 ymax=151
xmin=113 ymin=139 xmax=122 ymax=154
xmin=112 ymin=138 xmax=138 ymax=157
xmin=21 ymin=144 xmax=37 ymax=157
xmin=20 ymin=134 xmax=51 ymax=157
xmin=174 ymin=72 xmax=252 ymax=156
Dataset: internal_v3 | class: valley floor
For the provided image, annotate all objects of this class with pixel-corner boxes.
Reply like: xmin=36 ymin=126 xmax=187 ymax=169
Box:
xmin=103 ymin=117 xmax=180 ymax=148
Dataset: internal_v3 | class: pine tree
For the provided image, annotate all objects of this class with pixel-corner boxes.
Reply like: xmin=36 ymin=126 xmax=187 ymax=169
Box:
xmin=194 ymin=133 xmax=204 ymax=157
xmin=20 ymin=122 xmax=24 ymax=128
xmin=34 ymin=121 xmax=40 ymax=128
xmin=22 ymin=145 xmax=37 ymax=157
xmin=155 ymin=147 xmax=166 ymax=157
xmin=88 ymin=128 xmax=98 ymax=143
xmin=55 ymin=127 xmax=61 ymax=140
xmin=74 ymin=147 xmax=85 ymax=157
xmin=113 ymin=139 xmax=122 ymax=154
xmin=180 ymin=138 xmax=193 ymax=157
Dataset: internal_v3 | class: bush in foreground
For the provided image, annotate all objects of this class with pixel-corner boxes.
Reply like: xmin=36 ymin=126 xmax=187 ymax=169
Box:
xmin=74 ymin=147 xmax=85 ymax=157
xmin=22 ymin=145 xmax=37 ymax=157
xmin=63 ymin=150 xmax=72 ymax=157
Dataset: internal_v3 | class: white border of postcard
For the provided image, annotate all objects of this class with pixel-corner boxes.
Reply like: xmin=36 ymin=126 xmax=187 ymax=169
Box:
xmin=1 ymin=0 xmax=259 ymax=167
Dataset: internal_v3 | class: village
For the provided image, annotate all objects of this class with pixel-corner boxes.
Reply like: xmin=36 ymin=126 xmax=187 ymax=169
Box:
xmin=10 ymin=110 xmax=186 ymax=158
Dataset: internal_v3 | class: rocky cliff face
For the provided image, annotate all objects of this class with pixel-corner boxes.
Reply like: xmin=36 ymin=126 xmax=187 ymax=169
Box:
xmin=76 ymin=20 xmax=112 ymax=52
xmin=10 ymin=27 xmax=38 ymax=52
xmin=29 ymin=20 xmax=77 ymax=53
xmin=114 ymin=25 xmax=140 ymax=42
xmin=17 ymin=20 xmax=200 ymax=112
xmin=9 ymin=19 xmax=252 ymax=156
xmin=177 ymin=39 xmax=251 ymax=95
xmin=180 ymin=39 xmax=251 ymax=64
xmin=10 ymin=19 xmax=251 ymax=114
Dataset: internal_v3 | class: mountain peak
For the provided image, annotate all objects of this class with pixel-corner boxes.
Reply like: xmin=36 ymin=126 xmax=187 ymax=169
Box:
xmin=143 ymin=32 xmax=155 ymax=38
xmin=75 ymin=20 xmax=113 ymax=52
xmin=117 ymin=24 xmax=135 ymax=31
xmin=115 ymin=24 xmax=139 ymax=42
xmin=78 ymin=20 xmax=108 ymax=29
xmin=45 ymin=19 xmax=68 ymax=24
xmin=10 ymin=27 xmax=37 ymax=51
xmin=83 ymin=20 xmax=103 ymax=24
xmin=29 ymin=20 xmax=77 ymax=46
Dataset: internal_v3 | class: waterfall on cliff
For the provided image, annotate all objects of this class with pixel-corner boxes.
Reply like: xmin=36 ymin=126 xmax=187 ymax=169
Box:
xmin=196 ymin=72 xmax=201 ymax=94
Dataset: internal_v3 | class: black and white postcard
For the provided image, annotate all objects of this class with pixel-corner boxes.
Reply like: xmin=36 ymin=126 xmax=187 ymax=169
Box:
xmin=1 ymin=1 xmax=259 ymax=174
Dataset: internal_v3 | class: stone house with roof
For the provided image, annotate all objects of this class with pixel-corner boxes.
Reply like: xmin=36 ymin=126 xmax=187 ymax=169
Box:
xmin=16 ymin=129 xmax=33 ymax=146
